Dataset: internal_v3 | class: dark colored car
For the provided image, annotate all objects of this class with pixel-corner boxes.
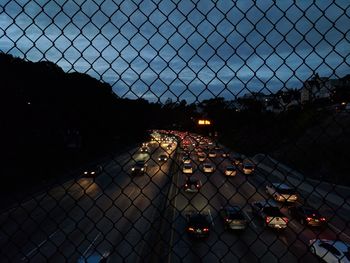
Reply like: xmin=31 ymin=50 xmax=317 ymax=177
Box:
xmin=83 ymin=165 xmax=103 ymax=178
xmin=186 ymin=213 xmax=210 ymax=239
xmin=184 ymin=176 xmax=201 ymax=193
xmin=289 ymin=206 xmax=326 ymax=227
xmin=220 ymin=206 xmax=247 ymax=231
xmin=131 ymin=160 xmax=147 ymax=175
xmin=158 ymin=154 xmax=168 ymax=162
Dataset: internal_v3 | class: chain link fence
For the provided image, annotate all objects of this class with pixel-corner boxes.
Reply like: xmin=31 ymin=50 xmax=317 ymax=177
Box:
xmin=1 ymin=0 xmax=350 ymax=262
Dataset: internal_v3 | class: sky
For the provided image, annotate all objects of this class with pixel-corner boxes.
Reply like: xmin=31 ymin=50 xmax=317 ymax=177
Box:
xmin=1 ymin=0 xmax=349 ymax=103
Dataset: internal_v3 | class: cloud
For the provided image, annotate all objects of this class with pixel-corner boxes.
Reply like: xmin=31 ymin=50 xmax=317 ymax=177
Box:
xmin=1 ymin=0 xmax=349 ymax=102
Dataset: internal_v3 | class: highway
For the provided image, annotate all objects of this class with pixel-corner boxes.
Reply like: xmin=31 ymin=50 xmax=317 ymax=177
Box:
xmin=0 ymin=131 xmax=349 ymax=262
xmin=0 ymin=138 xmax=177 ymax=262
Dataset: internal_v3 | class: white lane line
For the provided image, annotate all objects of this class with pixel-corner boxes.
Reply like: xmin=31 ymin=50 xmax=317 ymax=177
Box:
xmin=167 ymin=170 xmax=180 ymax=263
xmin=21 ymin=230 xmax=59 ymax=260
xmin=329 ymin=223 xmax=350 ymax=240
xmin=127 ymin=188 xmax=136 ymax=198
xmin=208 ymin=209 xmax=214 ymax=226
xmin=288 ymin=221 xmax=298 ymax=229
xmin=82 ymin=232 xmax=102 ymax=257
xmin=243 ymin=210 xmax=257 ymax=229
xmin=94 ymin=192 xmax=103 ymax=200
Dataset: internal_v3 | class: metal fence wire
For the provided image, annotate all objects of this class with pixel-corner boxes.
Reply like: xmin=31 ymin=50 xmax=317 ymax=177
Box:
xmin=1 ymin=0 xmax=350 ymax=262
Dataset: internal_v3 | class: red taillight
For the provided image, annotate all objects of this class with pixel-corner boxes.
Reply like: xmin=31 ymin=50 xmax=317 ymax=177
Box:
xmin=320 ymin=217 xmax=326 ymax=221
xmin=306 ymin=217 xmax=312 ymax=221
xmin=203 ymin=228 xmax=209 ymax=232
xmin=283 ymin=217 xmax=289 ymax=223
xmin=266 ymin=217 xmax=271 ymax=223
xmin=185 ymin=184 xmax=188 ymax=187
xmin=196 ymin=184 xmax=200 ymax=188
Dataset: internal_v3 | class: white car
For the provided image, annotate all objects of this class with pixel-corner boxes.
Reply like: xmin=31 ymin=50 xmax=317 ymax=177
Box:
xmin=208 ymin=151 xmax=216 ymax=158
xmin=182 ymin=156 xmax=191 ymax=164
xmin=202 ymin=163 xmax=215 ymax=173
xmin=182 ymin=164 xmax=193 ymax=174
xmin=242 ymin=162 xmax=255 ymax=174
xmin=198 ymin=153 xmax=206 ymax=162
xmin=225 ymin=165 xmax=237 ymax=176
xmin=265 ymin=183 xmax=298 ymax=203
xmin=309 ymin=239 xmax=350 ymax=263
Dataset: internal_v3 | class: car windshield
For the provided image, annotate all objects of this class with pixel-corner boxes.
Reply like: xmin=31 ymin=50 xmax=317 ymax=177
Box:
xmin=227 ymin=167 xmax=236 ymax=171
xmin=190 ymin=215 xmax=209 ymax=226
xmin=303 ymin=207 xmax=319 ymax=216
xmin=277 ymin=187 xmax=296 ymax=195
xmin=204 ymin=164 xmax=212 ymax=168
xmin=187 ymin=178 xmax=198 ymax=184
xmin=320 ymin=243 xmax=341 ymax=256
xmin=136 ymin=161 xmax=145 ymax=166
xmin=227 ymin=208 xmax=244 ymax=220
xmin=184 ymin=165 xmax=192 ymax=169
xmin=244 ymin=164 xmax=254 ymax=168
xmin=263 ymin=207 xmax=283 ymax=217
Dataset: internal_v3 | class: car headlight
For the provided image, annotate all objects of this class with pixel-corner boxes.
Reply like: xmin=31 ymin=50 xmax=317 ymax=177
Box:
xmin=84 ymin=171 xmax=88 ymax=174
xmin=141 ymin=168 xmax=144 ymax=171
xmin=91 ymin=171 xmax=95 ymax=175
xmin=131 ymin=168 xmax=135 ymax=171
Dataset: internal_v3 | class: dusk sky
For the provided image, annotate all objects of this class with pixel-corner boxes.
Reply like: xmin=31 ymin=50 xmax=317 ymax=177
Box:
xmin=1 ymin=0 xmax=349 ymax=103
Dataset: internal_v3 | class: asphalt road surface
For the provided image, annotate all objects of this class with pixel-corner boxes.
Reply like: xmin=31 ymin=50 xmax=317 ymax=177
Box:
xmin=1 ymin=135 xmax=349 ymax=263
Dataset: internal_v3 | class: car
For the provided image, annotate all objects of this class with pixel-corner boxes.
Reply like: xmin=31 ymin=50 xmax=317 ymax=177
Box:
xmin=158 ymin=154 xmax=168 ymax=162
xmin=309 ymin=239 xmax=350 ymax=263
xmin=198 ymin=153 xmax=206 ymax=162
xmin=131 ymin=160 xmax=147 ymax=175
xmin=140 ymin=147 xmax=149 ymax=153
xmin=182 ymin=156 xmax=191 ymax=164
xmin=184 ymin=176 xmax=201 ymax=193
xmin=208 ymin=151 xmax=217 ymax=158
xmin=289 ymin=206 xmax=326 ymax=226
xmin=222 ymin=152 xmax=230 ymax=158
xmin=265 ymin=183 xmax=298 ymax=203
xmin=232 ymin=155 xmax=243 ymax=166
xmin=251 ymin=201 xmax=288 ymax=230
xmin=225 ymin=165 xmax=237 ymax=176
xmin=77 ymin=252 xmax=110 ymax=263
xmin=219 ymin=206 xmax=247 ymax=231
xmin=202 ymin=163 xmax=215 ymax=173
xmin=182 ymin=164 xmax=193 ymax=174
xmin=214 ymin=146 xmax=221 ymax=151
xmin=83 ymin=165 xmax=103 ymax=178
xmin=186 ymin=213 xmax=210 ymax=239
xmin=242 ymin=162 xmax=255 ymax=174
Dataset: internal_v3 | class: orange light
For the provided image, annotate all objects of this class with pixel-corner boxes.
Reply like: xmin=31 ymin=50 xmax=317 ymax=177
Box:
xmin=198 ymin=119 xmax=211 ymax=125
xmin=188 ymin=227 xmax=194 ymax=232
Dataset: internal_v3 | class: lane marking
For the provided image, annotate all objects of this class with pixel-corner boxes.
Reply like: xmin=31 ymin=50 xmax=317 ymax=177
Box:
xmin=94 ymin=192 xmax=103 ymax=200
xmin=82 ymin=232 xmax=102 ymax=257
xmin=167 ymin=168 xmax=180 ymax=263
xmin=21 ymin=230 xmax=59 ymax=260
xmin=127 ymin=188 xmax=136 ymax=198
xmin=208 ymin=208 xmax=214 ymax=226
xmin=243 ymin=210 xmax=257 ymax=229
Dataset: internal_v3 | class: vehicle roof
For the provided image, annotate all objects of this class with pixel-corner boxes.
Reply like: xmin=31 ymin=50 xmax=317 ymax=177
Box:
xmin=317 ymin=240 xmax=350 ymax=251
xmin=189 ymin=214 xmax=209 ymax=224
xmin=272 ymin=183 xmax=293 ymax=190
xmin=186 ymin=177 xmax=199 ymax=183
xmin=224 ymin=206 xmax=241 ymax=213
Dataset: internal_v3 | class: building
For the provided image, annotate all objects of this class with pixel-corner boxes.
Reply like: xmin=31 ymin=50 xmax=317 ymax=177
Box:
xmin=301 ymin=73 xmax=335 ymax=104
